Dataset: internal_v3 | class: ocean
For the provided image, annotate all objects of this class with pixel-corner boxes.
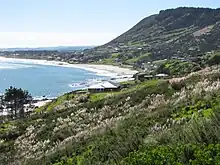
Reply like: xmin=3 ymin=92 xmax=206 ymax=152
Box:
xmin=0 ymin=58 xmax=106 ymax=99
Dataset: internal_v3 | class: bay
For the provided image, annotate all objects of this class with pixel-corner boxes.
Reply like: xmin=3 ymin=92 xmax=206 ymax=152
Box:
xmin=0 ymin=58 xmax=106 ymax=98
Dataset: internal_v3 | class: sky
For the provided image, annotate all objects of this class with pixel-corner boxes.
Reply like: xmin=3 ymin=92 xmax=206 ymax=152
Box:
xmin=0 ymin=0 xmax=219 ymax=48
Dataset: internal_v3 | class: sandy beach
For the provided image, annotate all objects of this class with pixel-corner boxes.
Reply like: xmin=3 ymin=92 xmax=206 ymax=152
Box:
xmin=74 ymin=64 xmax=138 ymax=77
xmin=0 ymin=56 xmax=138 ymax=77
xmin=32 ymin=100 xmax=53 ymax=107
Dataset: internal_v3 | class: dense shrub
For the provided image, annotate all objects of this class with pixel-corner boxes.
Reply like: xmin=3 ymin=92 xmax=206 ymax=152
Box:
xmin=120 ymin=144 xmax=220 ymax=165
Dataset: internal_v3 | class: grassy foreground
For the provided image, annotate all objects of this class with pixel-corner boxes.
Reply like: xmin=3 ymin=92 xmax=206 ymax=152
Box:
xmin=1 ymin=67 xmax=220 ymax=164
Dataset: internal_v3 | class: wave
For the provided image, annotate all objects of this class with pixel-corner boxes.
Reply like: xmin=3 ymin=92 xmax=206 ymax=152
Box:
xmin=0 ymin=57 xmax=72 ymax=68
xmin=0 ymin=63 xmax=33 ymax=70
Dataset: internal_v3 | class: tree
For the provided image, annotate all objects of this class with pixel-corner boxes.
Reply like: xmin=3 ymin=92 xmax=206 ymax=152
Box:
xmin=207 ymin=53 xmax=220 ymax=66
xmin=0 ymin=95 xmax=3 ymax=114
xmin=156 ymin=63 xmax=170 ymax=75
xmin=3 ymin=86 xmax=32 ymax=119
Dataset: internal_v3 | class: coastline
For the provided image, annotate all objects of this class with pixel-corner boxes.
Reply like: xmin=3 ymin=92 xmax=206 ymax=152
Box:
xmin=0 ymin=56 xmax=138 ymax=110
xmin=0 ymin=56 xmax=138 ymax=77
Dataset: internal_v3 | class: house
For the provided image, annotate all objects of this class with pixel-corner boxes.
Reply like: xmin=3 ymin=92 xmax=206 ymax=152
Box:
xmin=114 ymin=58 xmax=121 ymax=63
xmin=134 ymin=73 xmax=154 ymax=81
xmin=144 ymin=75 xmax=154 ymax=80
xmin=114 ymin=47 xmax=119 ymax=51
xmin=88 ymin=81 xmax=120 ymax=92
xmin=155 ymin=73 xmax=169 ymax=79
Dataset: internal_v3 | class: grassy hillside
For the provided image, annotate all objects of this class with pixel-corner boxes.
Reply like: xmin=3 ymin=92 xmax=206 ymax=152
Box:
xmin=84 ymin=7 xmax=220 ymax=68
xmin=1 ymin=66 xmax=220 ymax=164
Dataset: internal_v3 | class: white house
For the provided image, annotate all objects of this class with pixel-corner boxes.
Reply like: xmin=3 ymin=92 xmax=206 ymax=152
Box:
xmin=155 ymin=73 xmax=169 ymax=78
xmin=88 ymin=81 xmax=120 ymax=92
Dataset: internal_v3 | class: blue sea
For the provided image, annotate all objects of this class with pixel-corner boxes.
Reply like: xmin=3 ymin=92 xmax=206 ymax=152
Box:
xmin=0 ymin=58 xmax=106 ymax=99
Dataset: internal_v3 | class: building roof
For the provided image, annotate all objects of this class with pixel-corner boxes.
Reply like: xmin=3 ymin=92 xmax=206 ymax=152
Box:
xmin=136 ymin=72 xmax=149 ymax=76
xmin=88 ymin=84 xmax=105 ymax=89
xmin=88 ymin=81 xmax=120 ymax=89
xmin=156 ymin=73 xmax=168 ymax=77
xmin=144 ymin=75 xmax=154 ymax=78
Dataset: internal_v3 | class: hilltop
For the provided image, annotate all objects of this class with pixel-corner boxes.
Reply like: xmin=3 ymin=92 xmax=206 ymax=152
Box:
xmin=84 ymin=7 xmax=220 ymax=67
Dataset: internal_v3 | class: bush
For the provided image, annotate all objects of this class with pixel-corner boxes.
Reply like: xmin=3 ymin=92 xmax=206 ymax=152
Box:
xmin=120 ymin=144 xmax=220 ymax=165
xmin=169 ymin=79 xmax=186 ymax=90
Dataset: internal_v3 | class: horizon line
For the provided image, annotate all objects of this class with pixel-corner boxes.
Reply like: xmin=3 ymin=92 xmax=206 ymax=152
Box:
xmin=0 ymin=45 xmax=97 ymax=49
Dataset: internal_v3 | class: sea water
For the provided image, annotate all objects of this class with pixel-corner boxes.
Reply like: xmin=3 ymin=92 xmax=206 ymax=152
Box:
xmin=0 ymin=58 xmax=106 ymax=98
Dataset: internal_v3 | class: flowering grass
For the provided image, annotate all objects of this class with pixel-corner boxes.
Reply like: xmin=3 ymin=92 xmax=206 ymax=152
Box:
xmin=2 ymin=68 xmax=220 ymax=164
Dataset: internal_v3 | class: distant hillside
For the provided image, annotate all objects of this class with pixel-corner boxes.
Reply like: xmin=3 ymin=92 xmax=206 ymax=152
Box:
xmin=0 ymin=46 xmax=94 ymax=52
xmin=85 ymin=7 xmax=220 ymax=65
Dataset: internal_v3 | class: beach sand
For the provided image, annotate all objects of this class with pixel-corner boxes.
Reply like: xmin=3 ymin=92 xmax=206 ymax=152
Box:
xmin=32 ymin=100 xmax=52 ymax=107
xmin=74 ymin=64 xmax=138 ymax=77
xmin=0 ymin=56 xmax=138 ymax=77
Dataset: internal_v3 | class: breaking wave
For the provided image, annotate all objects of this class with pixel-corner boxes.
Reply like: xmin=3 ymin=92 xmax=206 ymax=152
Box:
xmin=0 ymin=63 xmax=33 ymax=70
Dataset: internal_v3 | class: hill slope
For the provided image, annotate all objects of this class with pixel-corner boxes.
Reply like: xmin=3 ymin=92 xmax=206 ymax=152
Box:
xmin=2 ymin=67 xmax=220 ymax=164
xmin=85 ymin=7 xmax=220 ymax=65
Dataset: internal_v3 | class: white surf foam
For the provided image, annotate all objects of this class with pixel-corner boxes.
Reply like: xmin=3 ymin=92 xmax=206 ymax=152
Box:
xmin=0 ymin=57 xmax=137 ymax=77
xmin=0 ymin=61 xmax=33 ymax=70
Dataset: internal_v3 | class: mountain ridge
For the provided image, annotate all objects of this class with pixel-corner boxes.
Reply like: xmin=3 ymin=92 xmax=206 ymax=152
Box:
xmin=104 ymin=7 xmax=220 ymax=45
xmin=85 ymin=7 xmax=220 ymax=66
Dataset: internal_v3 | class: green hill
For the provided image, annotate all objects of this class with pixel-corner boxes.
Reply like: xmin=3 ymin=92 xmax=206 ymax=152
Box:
xmin=85 ymin=7 xmax=220 ymax=67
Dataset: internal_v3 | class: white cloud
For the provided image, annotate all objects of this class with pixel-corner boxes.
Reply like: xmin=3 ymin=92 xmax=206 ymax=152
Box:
xmin=0 ymin=32 xmax=117 ymax=48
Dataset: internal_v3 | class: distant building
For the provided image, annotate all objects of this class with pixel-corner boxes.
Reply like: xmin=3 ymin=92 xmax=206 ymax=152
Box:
xmin=56 ymin=57 xmax=61 ymax=60
xmin=114 ymin=58 xmax=121 ymax=63
xmin=144 ymin=75 xmax=154 ymax=79
xmin=88 ymin=81 xmax=120 ymax=92
xmin=134 ymin=73 xmax=154 ymax=81
xmin=171 ymin=56 xmax=178 ymax=59
xmin=155 ymin=73 xmax=169 ymax=79
xmin=47 ymin=56 xmax=53 ymax=60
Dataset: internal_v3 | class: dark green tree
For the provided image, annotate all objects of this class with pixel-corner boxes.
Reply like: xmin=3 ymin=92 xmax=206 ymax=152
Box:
xmin=156 ymin=63 xmax=170 ymax=75
xmin=0 ymin=95 xmax=3 ymax=113
xmin=207 ymin=53 xmax=220 ymax=66
xmin=3 ymin=86 xmax=32 ymax=118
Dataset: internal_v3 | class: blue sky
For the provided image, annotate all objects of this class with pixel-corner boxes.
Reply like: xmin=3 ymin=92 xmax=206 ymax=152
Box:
xmin=0 ymin=0 xmax=219 ymax=47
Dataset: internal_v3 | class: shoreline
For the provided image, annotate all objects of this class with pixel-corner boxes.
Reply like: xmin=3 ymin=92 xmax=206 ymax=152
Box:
xmin=0 ymin=56 xmax=138 ymax=109
xmin=0 ymin=56 xmax=138 ymax=77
